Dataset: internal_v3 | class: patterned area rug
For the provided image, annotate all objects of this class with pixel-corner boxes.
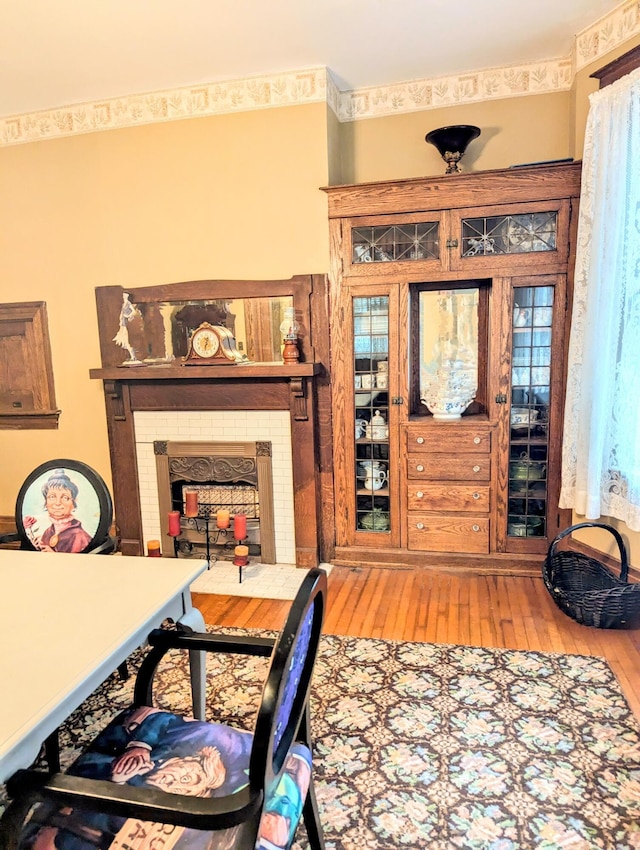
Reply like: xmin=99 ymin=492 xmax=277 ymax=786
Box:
xmin=3 ymin=631 xmax=639 ymax=849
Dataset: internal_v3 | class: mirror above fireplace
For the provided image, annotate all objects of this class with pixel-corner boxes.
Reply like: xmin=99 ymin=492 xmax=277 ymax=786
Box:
xmin=128 ymin=295 xmax=296 ymax=364
xmin=94 ymin=276 xmax=317 ymax=369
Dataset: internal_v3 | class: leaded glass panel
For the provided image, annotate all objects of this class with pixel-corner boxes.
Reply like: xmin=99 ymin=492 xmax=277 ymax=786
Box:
xmin=352 ymin=222 xmax=439 ymax=264
xmin=461 ymin=212 xmax=557 ymax=257
xmin=354 ymin=296 xmax=390 ymax=534
xmin=508 ymin=286 xmax=554 ymax=538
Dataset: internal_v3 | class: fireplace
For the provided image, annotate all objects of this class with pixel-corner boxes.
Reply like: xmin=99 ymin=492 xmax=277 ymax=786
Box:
xmin=154 ymin=438 xmax=277 ymax=562
xmin=134 ymin=411 xmax=296 ymax=563
xmin=90 ymin=275 xmax=334 ymax=568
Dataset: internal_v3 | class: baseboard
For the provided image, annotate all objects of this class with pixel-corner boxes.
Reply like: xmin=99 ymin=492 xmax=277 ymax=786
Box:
xmin=331 ymin=546 xmax=542 ymax=576
xmin=332 ymin=541 xmax=639 ymax=582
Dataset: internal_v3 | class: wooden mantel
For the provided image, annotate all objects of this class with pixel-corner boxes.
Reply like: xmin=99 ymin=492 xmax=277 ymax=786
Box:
xmin=90 ymin=363 xmax=320 ymax=380
xmin=89 ymin=362 xmax=323 ymax=424
xmin=90 ymin=275 xmax=334 ymax=567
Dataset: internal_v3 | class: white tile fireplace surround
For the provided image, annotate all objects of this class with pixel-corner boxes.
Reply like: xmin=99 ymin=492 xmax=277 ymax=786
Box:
xmin=134 ymin=410 xmax=296 ymax=564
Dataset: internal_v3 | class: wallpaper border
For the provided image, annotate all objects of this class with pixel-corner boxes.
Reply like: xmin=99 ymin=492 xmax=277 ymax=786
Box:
xmin=1 ymin=1 xmax=638 ymax=147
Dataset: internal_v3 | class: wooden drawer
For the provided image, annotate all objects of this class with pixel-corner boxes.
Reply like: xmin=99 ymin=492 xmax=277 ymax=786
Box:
xmin=407 ymin=514 xmax=490 ymax=553
xmin=407 ymin=428 xmax=491 ymax=454
xmin=407 ymin=483 xmax=490 ymax=512
xmin=407 ymin=454 xmax=490 ymax=481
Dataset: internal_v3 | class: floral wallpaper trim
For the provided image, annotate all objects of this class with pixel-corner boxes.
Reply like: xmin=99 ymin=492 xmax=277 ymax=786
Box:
xmin=0 ymin=67 xmax=332 ymax=147
xmin=337 ymin=59 xmax=574 ymax=121
xmin=0 ymin=59 xmax=573 ymax=147
xmin=1 ymin=2 xmax=639 ymax=147
xmin=575 ymin=0 xmax=640 ymax=71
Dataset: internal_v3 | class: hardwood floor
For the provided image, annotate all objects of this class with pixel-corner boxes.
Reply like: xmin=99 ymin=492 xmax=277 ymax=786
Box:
xmin=193 ymin=565 xmax=640 ymax=718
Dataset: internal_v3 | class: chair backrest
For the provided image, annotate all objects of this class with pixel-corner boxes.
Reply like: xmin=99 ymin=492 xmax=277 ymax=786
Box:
xmin=14 ymin=459 xmax=114 ymax=554
xmin=250 ymin=567 xmax=326 ymax=796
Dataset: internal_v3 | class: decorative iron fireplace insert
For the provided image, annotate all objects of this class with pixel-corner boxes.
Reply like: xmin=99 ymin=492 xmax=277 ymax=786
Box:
xmin=155 ymin=439 xmax=276 ymax=562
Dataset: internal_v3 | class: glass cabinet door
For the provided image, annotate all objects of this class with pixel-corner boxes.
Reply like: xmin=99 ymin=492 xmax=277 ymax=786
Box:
xmin=353 ymin=296 xmax=391 ymax=533
xmin=507 ymin=285 xmax=554 ymax=539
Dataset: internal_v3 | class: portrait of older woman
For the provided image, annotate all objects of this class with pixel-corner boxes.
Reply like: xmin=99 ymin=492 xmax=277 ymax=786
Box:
xmin=19 ymin=462 xmax=109 ymax=553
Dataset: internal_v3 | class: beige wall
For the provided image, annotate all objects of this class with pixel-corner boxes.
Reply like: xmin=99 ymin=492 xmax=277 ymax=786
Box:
xmin=0 ymin=103 xmax=331 ymax=513
xmin=339 ymin=92 xmax=571 ymax=183
xmin=326 ymin=104 xmax=344 ymax=186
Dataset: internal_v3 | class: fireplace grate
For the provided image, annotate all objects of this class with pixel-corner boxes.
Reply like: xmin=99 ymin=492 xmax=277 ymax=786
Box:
xmin=181 ymin=483 xmax=259 ymax=518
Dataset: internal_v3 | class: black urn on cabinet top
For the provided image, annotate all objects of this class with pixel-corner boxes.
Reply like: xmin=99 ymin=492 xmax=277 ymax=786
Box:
xmin=425 ymin=125 xmax=481 ymax=174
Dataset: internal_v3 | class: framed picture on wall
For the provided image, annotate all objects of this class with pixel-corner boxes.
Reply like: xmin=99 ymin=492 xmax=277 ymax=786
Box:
xmin=15 ymin=459 xmax=113 ymax=553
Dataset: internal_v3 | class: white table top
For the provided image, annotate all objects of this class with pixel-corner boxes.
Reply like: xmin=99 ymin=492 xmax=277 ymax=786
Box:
xmin=0 ymin=549 xmax=206 ymax=783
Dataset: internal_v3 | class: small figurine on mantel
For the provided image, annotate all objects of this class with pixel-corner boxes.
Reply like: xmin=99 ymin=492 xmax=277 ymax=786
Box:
xmin=113 ymin=292 xmax=145 ymax=366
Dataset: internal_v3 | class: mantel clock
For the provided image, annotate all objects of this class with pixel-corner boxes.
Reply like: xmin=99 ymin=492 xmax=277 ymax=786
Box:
xmin=183 ymin=322 xmax=239 ymax=365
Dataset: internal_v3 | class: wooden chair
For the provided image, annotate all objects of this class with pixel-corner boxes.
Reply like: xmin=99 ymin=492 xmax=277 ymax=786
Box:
xmin=1 ymin=568 xmax=327 ymax=850
xmin=0 ymin=459 xmax=116 ymax=554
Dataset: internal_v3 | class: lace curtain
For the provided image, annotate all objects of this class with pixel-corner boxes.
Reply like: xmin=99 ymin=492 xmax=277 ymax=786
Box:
xmin=560 ymin=67 xmax=640 ymax=530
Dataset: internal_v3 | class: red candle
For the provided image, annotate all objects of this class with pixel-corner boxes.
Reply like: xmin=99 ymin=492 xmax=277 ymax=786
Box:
xmin=168 ymin=510 xmax=181 ymax=536
xmin=147 ymin=540 xmax=162 ymax=557
xmin=233 ymin=513 xmax=247 ymax=541
xmin=185 ymin=490 xmax=199 ymax=517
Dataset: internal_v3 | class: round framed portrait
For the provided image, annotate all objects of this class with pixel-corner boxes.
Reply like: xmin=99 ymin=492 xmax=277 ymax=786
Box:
xmin=15 ymin=460 xmax=113 ymax=553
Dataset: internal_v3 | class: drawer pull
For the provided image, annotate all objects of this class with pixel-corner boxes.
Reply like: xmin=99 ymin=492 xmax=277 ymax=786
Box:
xmin=416 ymin=522 xmax=425 ymax=530
xmin=472 ymin=524 xmax=480 ymax=532
xmin=416 ymin=464 xmax=425 ymax=472
xmin=473 ymin=436 xmax=481 ymax=445
xmin=473 ymin=492 xmax=480 ymax=500
xmin=473 ymin=465 xmax=481 ymax=473
xmin=416 ymin=436 xmax=425 ymax=444
xmin=416 ymin=491 xmax=424 ymax=499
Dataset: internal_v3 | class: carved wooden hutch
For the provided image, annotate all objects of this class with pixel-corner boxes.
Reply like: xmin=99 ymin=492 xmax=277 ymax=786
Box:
xmin=324 ymin=162 xmax=582 ymax=573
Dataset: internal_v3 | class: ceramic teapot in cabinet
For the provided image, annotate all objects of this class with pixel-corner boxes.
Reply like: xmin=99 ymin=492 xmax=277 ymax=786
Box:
xmin=363 ymin=466 xmax=388 ymax=490
xmin=365 ymin=411 xmax=389 ymax=440
xmin=358 ymin=459 xmax=386 ymax=476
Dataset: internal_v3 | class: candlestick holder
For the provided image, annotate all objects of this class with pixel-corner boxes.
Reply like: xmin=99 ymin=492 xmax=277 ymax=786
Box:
xmin=172 ymin=503 xmax=250 ymax=581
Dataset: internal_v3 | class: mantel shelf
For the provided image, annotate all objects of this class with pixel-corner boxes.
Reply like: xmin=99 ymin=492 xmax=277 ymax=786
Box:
xmin=90 ymin=362 xmax=322 ymax=381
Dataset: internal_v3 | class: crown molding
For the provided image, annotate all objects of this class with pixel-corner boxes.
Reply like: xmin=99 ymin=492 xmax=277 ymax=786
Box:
xmin=1 ymin=1 xmax=638 ymax=147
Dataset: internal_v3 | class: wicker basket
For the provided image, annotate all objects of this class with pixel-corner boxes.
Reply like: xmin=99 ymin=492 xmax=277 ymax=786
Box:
xmin=542 ymin=522 xmax=640 ymax=629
